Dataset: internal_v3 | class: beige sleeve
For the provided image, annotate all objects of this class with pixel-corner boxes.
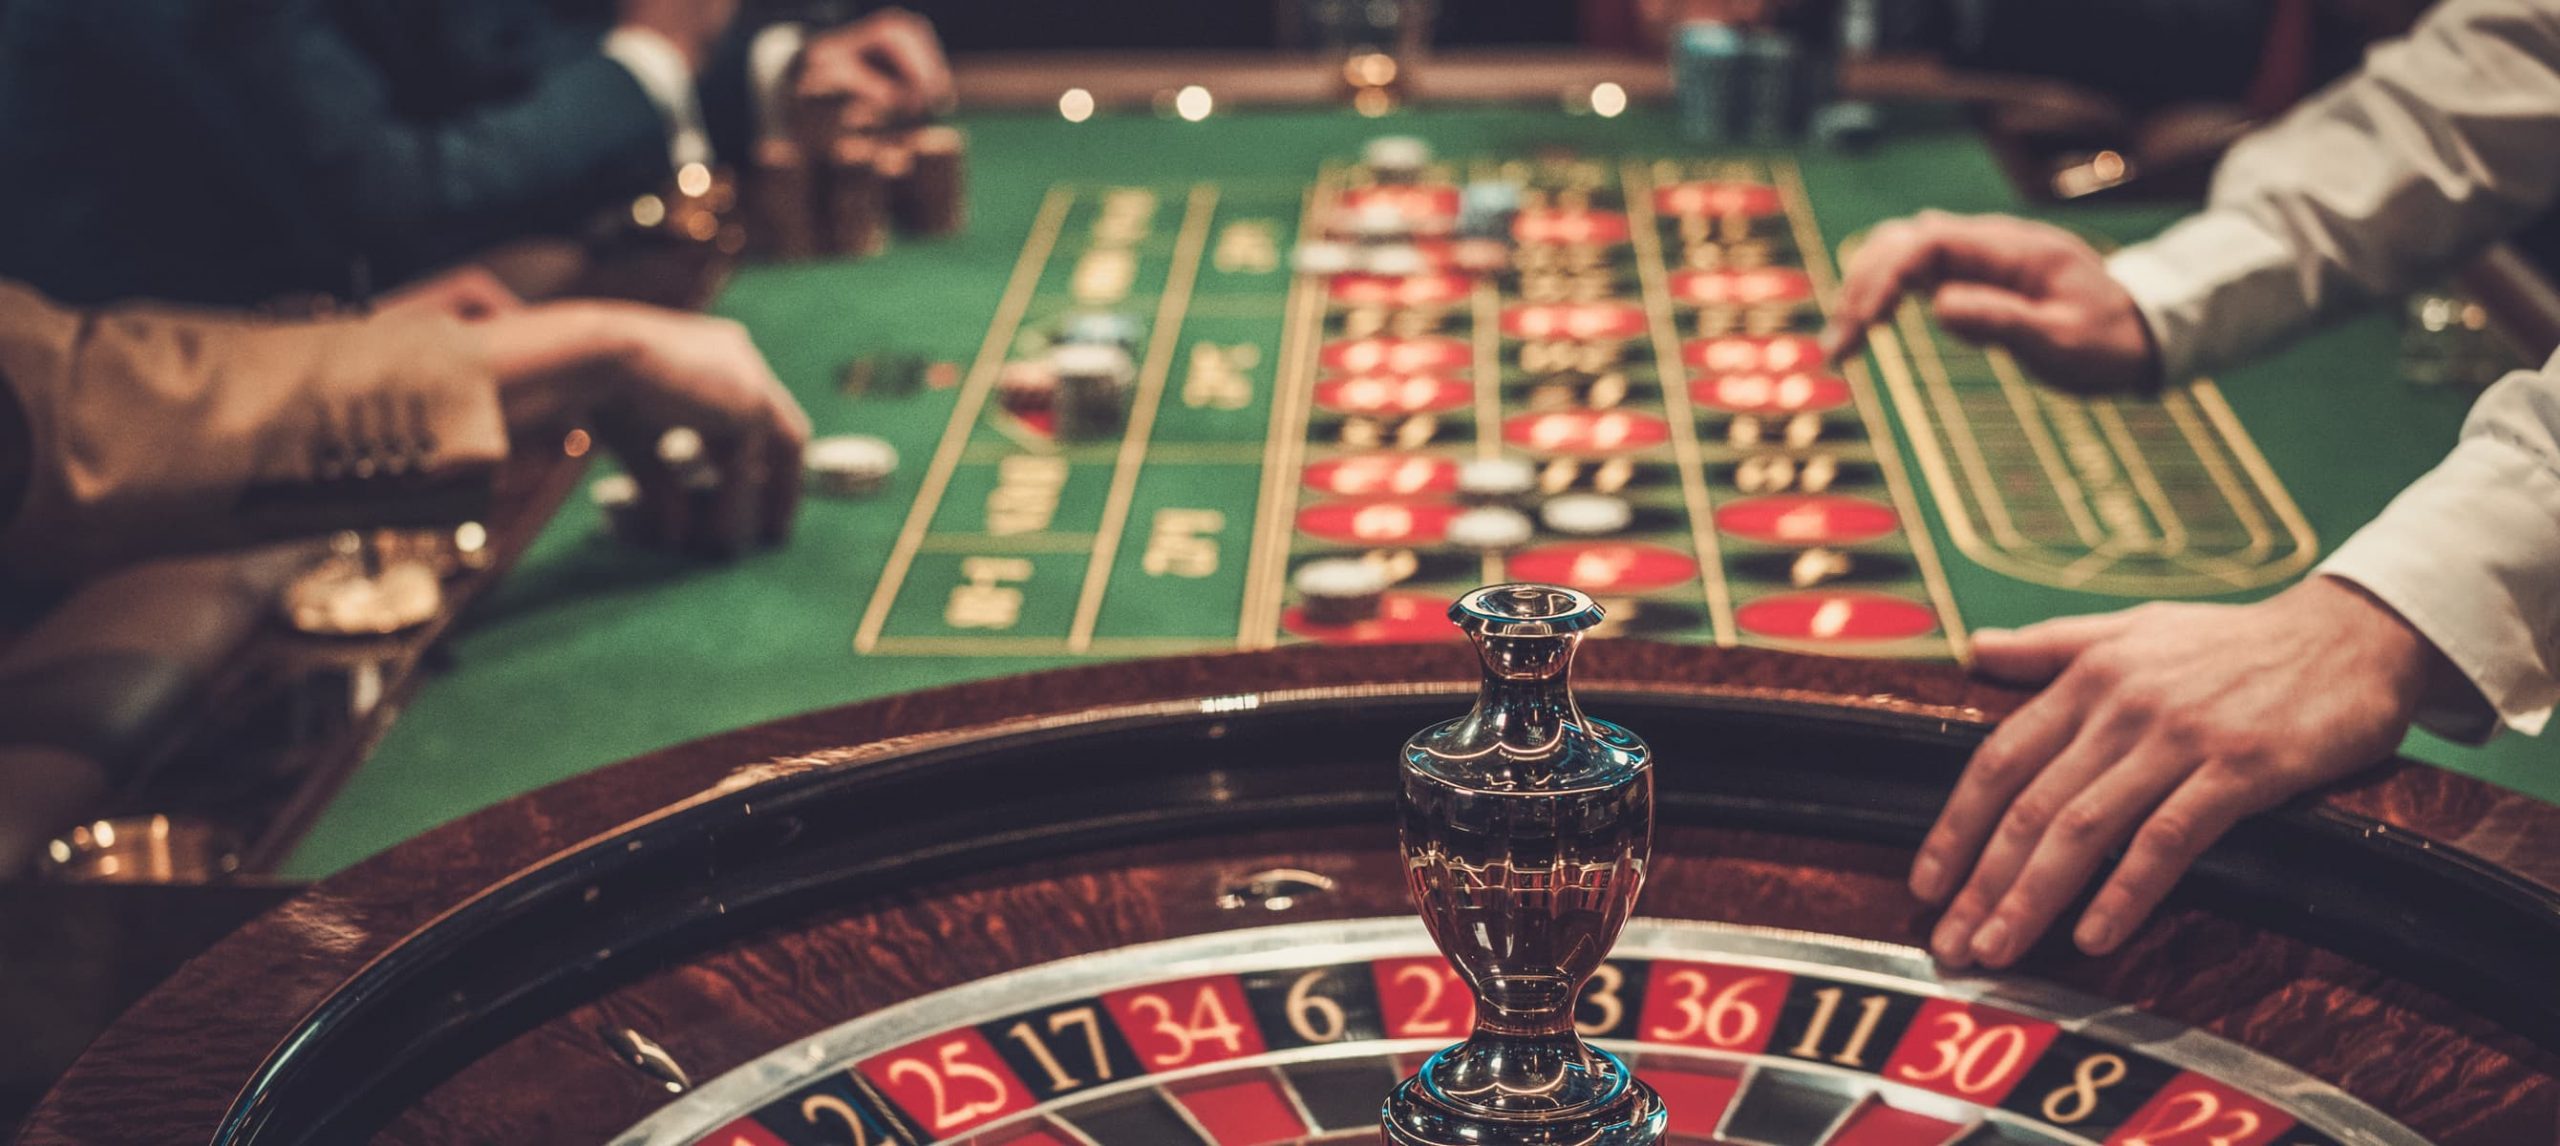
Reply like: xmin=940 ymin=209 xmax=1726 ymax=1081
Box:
xmin=0 ymin=281 xmax=510 ymax=578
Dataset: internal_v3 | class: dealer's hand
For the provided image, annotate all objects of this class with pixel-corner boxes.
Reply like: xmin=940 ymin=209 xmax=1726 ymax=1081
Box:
xmin=1822 ymin=210 xmax=2159 ymax=394
xmin=1916 ymin=576 xmax=2443 ymax=969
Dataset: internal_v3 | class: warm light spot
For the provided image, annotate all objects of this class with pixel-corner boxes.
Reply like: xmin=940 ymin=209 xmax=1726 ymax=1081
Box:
xmin=675 ymin=161 xmax=713 ymax=198
xmin=2091 ymin=150 xmax=2126 ymax=181
xmin=630 ymin=194 xmax=666 ymax=228
xmin=1059 ymin=87 xmax=1095 ymax=123
xmin=454 ymin=521 xmax=488 ymax=555
xmin=1344 ymin=51 xmax=1398 ymax=88
xmin=1591 ymin=82 xmax=1628 ymax=118
xmin=563 ymin=427 xmax=591 ymax=457
xmin=1175 ymin=84 xmax=1213 ymax=121
xmin=1353 ymin=87 xmax=1396 ymax=117
xmin=683 ymin=211 xmax=718 ymax=241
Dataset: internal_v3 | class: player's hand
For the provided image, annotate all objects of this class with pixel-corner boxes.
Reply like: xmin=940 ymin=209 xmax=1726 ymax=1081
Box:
xmin=616 ymin=0 xmax=740 ymax=70
xmin=796 ymin=8 xmax=954 ymax=134
xmin=1915 ymin=577 xmax=2443 ymax=970
xmin=376 ymin=264 xmax=522 ymax=323
xmin=1820 ymin=211 xmax=2160 ymax=394
xmin=476 ymin=302 xmax=811 ymax=554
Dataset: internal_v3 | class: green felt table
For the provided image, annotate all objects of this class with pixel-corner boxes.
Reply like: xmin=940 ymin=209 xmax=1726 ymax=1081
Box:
xmin=280 ymin=104 xmax=2558 ymax=878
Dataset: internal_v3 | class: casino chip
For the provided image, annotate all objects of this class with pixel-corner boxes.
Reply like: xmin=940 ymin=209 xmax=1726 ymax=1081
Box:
xmin=996 ymin=359 xmax=1059 ymax=413
xmin=1458 ymin=180 xmax=1522 ymax=240
xmin=655 ymin=426 xmax=705 ymax=467
xmin=591 ymin=472 xmax=644 ymax=541
xmin=1540 ymin=492 xmax=1636 ymax=536
xmin=1448 ymin=237 xmax=1512 ymax=274
xmin=1058 ymin=310 xmax=1141 ymax=353
xmin=1362 ymin=244 xmax=1429 ymax=278
xmin=1362 ymin=135 xmax=1431 ymax=180
xmin=806 ymin=434 xmax=898 ymax=497
xmin=1292 ymin=557 xmax=1390 ymax=626
xmin=1346 ymin=201 xmax=1410 ymax=245
xmin=282 ymin=556 xmax=443 ymax=637
xmin=1291 ymin=241 xmax=1357 ymax=276
xmin=1446 ymin=505 xmax=1535 ymax=552
xmin=1050 ymin=343 xmax=1136 ymax=438
xmin=1456 ymin=456 xmax=1537 ymax=504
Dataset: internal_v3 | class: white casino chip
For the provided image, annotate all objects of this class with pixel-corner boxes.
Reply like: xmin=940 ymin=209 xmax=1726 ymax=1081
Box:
xmin=1456 ymin=457 xmax=1536 ymax=499
xmin=1361 ymin=244 xmax=1429 ymax=277
xmin=1291 ymin=241 xmax=1358 ymax=276
xmin=1447 ymin=506 xmax=1535 ymax=551
xmin=1292 ymin=557 xmax=1391 ymax=599
xmin=1362 ymin=135 xmax=1431 ymax=173
xmin=1048 ymin=343 xmax=1135 ymax=382
xmin=1540 ymin=493 xmax=1636 ymax=536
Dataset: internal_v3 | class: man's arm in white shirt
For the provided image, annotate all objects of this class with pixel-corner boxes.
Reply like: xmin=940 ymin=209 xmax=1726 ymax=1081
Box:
xmin=2108 ymin=0 xmax=2560 ymax=383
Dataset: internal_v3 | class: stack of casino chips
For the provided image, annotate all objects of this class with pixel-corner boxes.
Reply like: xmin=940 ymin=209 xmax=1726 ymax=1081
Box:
xmin=1050 ymin=343 xmax=1136 ymax=440
xmin=1672 ymin=20 xmax=1874 ymax=149
xmin=746 ymin=121 xmax=969 ymax=261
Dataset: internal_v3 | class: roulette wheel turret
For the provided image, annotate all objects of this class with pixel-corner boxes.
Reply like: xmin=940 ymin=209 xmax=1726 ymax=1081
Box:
xmin=1386 ymin=585 xmax=1668 ymax=1145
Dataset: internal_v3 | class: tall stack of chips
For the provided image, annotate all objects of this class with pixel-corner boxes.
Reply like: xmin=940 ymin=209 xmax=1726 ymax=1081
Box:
xmin=746 ymin=139 xmax=820 ymax=259
xmin=893 ymin=125 xmax=968 ymax=235
xmin=1742 ymin=32 xmax=1800 ymax=144
xmin=1458 ymin=181 xmax=1522 ymax=242
xmin=1051 ymin=343 xmax=1136 ymax=440
xmin=1673 ymin=22 xmax=1743 ymax=144
xmin=1672 ymin=21 xmax=1841 ymax=146
xmin=823 ymin=135 xmax=890 ymax=258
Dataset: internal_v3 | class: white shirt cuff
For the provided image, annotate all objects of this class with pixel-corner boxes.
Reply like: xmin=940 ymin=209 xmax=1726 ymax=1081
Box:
xmin=601 ymin=25 xmax=711 ymax=170
xmin=2106 ymin=210 xmax=2310 ymax=385
xmin=748 ymin=23 xmax=808 ymax=144
xmin=2318 ymin=426 xmax=2560 ymax=739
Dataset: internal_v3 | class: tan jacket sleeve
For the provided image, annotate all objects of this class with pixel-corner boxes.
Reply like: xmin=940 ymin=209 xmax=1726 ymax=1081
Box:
xmin=0 ymin=281 xmax=510 ymax=579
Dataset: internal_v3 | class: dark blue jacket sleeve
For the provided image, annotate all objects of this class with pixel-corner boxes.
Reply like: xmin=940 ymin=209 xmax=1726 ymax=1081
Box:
xmin=86 ymin=0 xmax=678 ymax=287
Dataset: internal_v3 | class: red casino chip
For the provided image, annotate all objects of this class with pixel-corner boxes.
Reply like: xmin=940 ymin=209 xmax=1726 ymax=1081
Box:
xmin=1320 ymin=336 xmax=1473 ymax=373
xmin=1297 ymin=499 xmax=1462 ymax=545
xmin=1652 ymin=181 xmax=1781 ymax=218
xmin=1715 ymin=494 xmax=1900 ymax=546
xmin=1329 ymin=272 xmax=1474 ymax=307
xmin=1500 ymin=302 xmax=1647 ymax=341
xmin=1313 ymin=373 xmax=1473 ymax=416
xmin=1339 ymin=184 xmax=1460 ymax=226
xmin=1303 ymin=454 xmax=1460 ymax=497
xmin=1735 ymin=591 xmax=1939 ymax=641
xmin=1282 ymin=591 xmax=1462 ymax=644
xmin=1502 ymin=409 xmax=1672 ymax=455
xmin=1689 ymin=372 xmax=1851 ymax=415
xmin=1512 ymin=209 xmax=1631 ymax=246
xmin=1684 ymin=334 xmax=1825 ymax=373
xmin=1666 ymin=268 xmax=1815 ymax=306
xmin=1507 ymin=543 xmax=1700 ymax=593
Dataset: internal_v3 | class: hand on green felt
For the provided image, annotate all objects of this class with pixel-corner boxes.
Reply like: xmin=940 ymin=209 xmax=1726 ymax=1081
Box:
xmin=1821 ymin=210 xmax=2160 ymax=395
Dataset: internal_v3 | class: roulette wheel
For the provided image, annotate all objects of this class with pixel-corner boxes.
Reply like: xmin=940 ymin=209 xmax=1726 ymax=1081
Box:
xmin=21 ymin=613 xmax=2560 ymax=1144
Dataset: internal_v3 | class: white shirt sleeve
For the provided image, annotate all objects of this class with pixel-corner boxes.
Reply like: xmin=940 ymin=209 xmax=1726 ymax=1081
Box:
xmin=747 ymin=23 xmax=808 ymax=144
xmin=2320 ymin=355 xmax=2560 ymax=738
xmin=2104 ymin=0 xmax=2560 ymax=383
xmin=600 ymin=25 xmax=711 ymax=170
xmin=2097 ymin=0 xmax=2560 ymax=740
